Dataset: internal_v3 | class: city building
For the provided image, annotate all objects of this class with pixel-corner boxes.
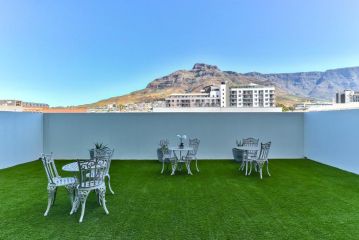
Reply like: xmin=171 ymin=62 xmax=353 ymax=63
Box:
xmin=336 ymin=90 xmax=359 ymax=103
xmin=294 ymin=102 xmax=334 ymax=111
xmin=0 ymin=100 xmax=49 ymax=112
xmin=165 ymin=82 xmax=276 ymax=109
xmin=86 ymin=101 xmax=167 ymax=113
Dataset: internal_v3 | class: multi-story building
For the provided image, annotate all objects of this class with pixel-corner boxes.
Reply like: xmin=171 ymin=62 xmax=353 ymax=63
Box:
xmin=0 ymin=100 xmax=49 ymax=108
xmin=0 ymin=100 xmax=49 ymax=112
xmin=336 ymin=90 xmax=359 ymax=103
xmin=228 ymin=83 xmax=275 ymax=108
xmin=166 ymin=85 xmax=221 ymax=108
xmin=165 ymin=82 xmax=275 ymax=108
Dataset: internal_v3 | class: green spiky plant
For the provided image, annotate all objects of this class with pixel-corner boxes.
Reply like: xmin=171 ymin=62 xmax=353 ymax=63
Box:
xmin=94 ymin=142 xmax=108 ymax=150
xmin=90 ymin=142 xmax=109 ymax=159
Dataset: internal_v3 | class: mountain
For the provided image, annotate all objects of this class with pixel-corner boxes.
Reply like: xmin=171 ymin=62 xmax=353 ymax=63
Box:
xmin=85 ymin=63 xmax=359 ymax=108
xmin=245 ymin=66 xmax=359 ymax=100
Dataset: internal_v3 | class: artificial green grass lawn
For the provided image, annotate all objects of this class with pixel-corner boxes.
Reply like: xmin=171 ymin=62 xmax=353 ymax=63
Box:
xmin=1 ymin=160 xmax=359 ymax=240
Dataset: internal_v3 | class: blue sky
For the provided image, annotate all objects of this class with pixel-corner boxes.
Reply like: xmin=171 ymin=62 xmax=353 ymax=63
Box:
xmin=0 ymin=0 xmax=359 ymax=106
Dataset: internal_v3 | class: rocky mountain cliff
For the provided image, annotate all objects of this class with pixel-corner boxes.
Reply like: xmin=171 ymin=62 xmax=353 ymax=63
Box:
xmin=245 ymin=66 xmax=359 ymax=100
xmin=86 ymin=63 xmax=359 ymax=107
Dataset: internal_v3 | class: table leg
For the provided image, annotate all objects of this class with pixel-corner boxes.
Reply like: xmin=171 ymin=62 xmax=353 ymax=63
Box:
xmin=175 ymin=150 xmax=184 ymax=172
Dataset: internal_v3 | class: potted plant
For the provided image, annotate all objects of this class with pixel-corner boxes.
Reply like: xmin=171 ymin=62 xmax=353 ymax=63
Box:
xmin=176 ymin=134 xmax=187 ymax=149
xmin=89 ymin=142 xmax=109 ymax=159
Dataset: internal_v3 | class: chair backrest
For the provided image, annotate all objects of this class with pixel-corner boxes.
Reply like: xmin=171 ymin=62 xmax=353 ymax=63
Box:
xmin=188 ymin=138 xmax=200 ymax=155
xmin=159 ymin=139 xmax=170 ymax=155
xmin=159 ymin=139 xmax=169 ymax=148
xmin=94 ymin=148 xmax=114 ymax=175
xmin=77 ymin=158 xmax=106 ymax=188
xmin=40 ymin=153 xmax=59 ymax=184
xmin=258 ymin=142 xmax=271 ymax=161
xmin=242 ymin=138 xmax=259 ymax=146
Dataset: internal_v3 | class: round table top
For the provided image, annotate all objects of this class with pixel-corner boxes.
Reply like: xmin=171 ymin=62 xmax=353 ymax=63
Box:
xmin=62 ymin=162 xmax=78 ymax=172
xmin=236 ymin=145 xmax=259 ymax=151
xmin=168 ymin=146 xmax=194 ymax=151
xmin=62 ymin=161 xmax=108 ymax=172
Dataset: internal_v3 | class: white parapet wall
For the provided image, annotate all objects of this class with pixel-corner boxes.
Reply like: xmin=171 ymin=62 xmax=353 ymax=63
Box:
xmin=43 ymin=112 xmax=303 ymax=160
xmin=153 ymin=107 xmax=283 ymax=112
xmin=0 ymin=112 xmax=43 ymax=169
xmin=304 ymin=109 xmax=359 ymax=174
xmin=2 ymin=110 xmax=359 ymax=175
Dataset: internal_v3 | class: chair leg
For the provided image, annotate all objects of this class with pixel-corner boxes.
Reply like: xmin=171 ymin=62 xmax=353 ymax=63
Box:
xmin=95 ymin=189 xmax=101 ymax=206
xmin=195 ymin=158 xmax=199 ymax=172
xmin=161 ymin=160 xmax=165 ymax=174
xmin=99 ymin=186 xmax=109 ymax=215
xmin=52 ymin=188 xmax=58 ymax=206
xmin=70 ymin=191 xmax=79 ymax=215
xmin=78 ymin=190 xmax=90 ymax=223
xmin=107 ymin=174 xmax=115 ymax=195
xmin=171 ymin=161 xmax=177 ymax=175
xmin=248 ymin=162 xmax=253 ymax=175
xmin=266 ymin=161 xmax=271 ymax=176
xmin=239 ymin=161 xmax=245 ymax=171
xmin=65 ymin=185 xmax=75 ymax=210
xmin=257 ymin=162 xmax=264 ymax=179
xmin=185 ymin=159 xmax=193 ymax=175
xmin=44 ymin=185 xmax=56 ymax=216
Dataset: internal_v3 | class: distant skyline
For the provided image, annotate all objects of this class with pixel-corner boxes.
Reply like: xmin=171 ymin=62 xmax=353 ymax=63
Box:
xmin=1 ymin=0 xmax=359 ymax=106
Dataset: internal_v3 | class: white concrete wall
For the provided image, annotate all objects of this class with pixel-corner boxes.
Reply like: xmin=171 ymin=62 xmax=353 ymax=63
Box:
xmin=153 ymin=107 xmax=282 ymax=112
xmin=43 ymin=113 xmax=304 ymax=160
xmin=2 ymin=110 xmax=359 ymax=174
xmin=304 ymin=110 xmax=359 ymax=174
xmin=0 ymin=112 xmax=43 ymax=169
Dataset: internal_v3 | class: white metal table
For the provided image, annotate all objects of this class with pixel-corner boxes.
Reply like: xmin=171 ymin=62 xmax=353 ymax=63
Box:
xmin=236 ymin=146 xmax=259 ymax=175
xmin=168 ymin=146 xmax=194 ymax=175
xmin=62 ymin=162 xmax=79 ymax=172
xmin=62 ymin=161 xmax=107 ymax=172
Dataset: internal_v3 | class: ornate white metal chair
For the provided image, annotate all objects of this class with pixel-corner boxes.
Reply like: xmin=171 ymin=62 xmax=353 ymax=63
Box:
xmin=40 ymin=153 xmax=77 ymax=216
xmin=94 ymin=148 xmax=115 ymax=194
xmin=248 ymin=142 xmax=271 ymax=179
xmin=158 ymin=139 xmax=176 ymax=174
xmin=184 ymin=138 xmax=200 ymax=172
xmin=238 ymin=138 xmax=259 ymax=173
xmin=71 ymin=158 xmax=109 ymax=223
xmin=240 ymin=138 xmax=259 ymax=157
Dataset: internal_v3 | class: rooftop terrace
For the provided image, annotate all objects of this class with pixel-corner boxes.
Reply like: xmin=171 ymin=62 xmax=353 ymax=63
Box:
xmin=1 ymin=159 xmax=359 ymax=239
xmin=0 ymin=110 xmax=358 ymax=239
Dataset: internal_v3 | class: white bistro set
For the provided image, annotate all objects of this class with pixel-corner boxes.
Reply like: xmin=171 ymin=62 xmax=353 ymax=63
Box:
xmin=233 ymin=138 xmax=272 ymax=179
xmin=40 ymin=148 xmax=114 ymax=223
xmin=158 ymin=135 xmax=200 ymax=175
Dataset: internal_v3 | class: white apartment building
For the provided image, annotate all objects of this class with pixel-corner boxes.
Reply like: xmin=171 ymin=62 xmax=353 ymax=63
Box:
xmin=165 ymin=82 xmax=275 ymax=108
xmin=336 ymin=90 xmax=359 ymax=104
xmin=229 ymin=83 xmax=275 ymax=108
xmin=0 ymin=100 xmax=49 ymax=112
